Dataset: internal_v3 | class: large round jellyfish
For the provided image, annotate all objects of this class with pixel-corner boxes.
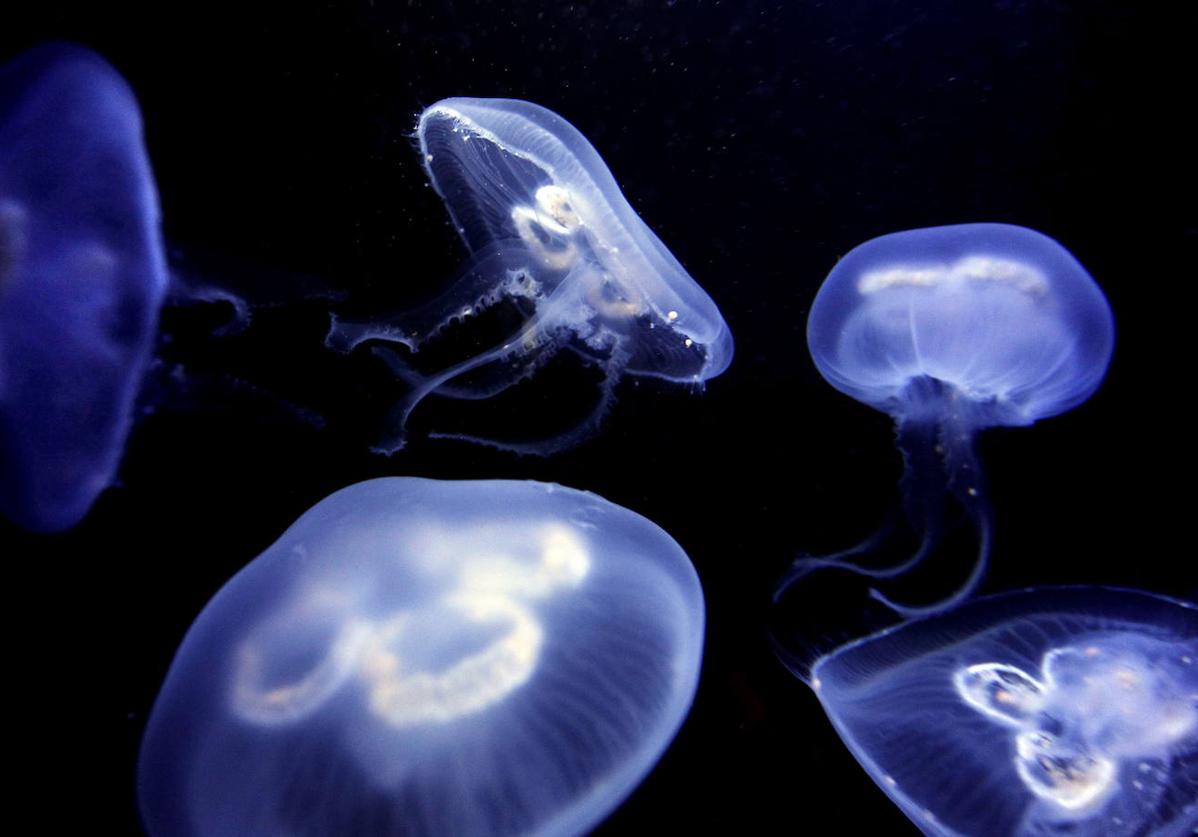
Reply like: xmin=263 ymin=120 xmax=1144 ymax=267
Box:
xmin=776 ymin=224 xmax=1114 ymax=615
xmin=0 ymin=43 xmax=168 ymax=531
xmin=328 ymin=97 xmax=734 ymax=454
xmin=138 ymin=477 xmax=705 ymax=836
xmin=799 ymin=586 xmax=1197 ymax=837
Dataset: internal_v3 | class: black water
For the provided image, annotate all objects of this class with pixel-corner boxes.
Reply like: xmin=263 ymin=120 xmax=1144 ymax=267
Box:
xmin=3 ymin=2 xmax=1191 ymax=834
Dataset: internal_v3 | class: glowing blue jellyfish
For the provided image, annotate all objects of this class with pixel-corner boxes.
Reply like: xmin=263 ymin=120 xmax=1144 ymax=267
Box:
xmin=0 ymin=43 xmax=167 ymax=531
xmin=803 ymin=586 xmax=1197 ymax=837
xmin=328 ymin=97 xmax=733 ymax=454
xmin=138 ymin=478 xmax=705 ymax=836
xmin=776 ymin=224 xmax=1114 ymax=615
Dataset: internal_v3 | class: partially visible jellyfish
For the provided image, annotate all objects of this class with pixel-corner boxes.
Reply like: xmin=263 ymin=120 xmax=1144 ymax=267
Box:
xmin=0 ymin=43 xmax=168 ymax=532
xmin=795 ymin=586 xmax=1197 ymax=837
xmin=0 ymin=43 xmax=346 ymax=530
xmin=776 ymin=224 xmax=1114 ymax=615
xmin=328 ymin=97 xmax=733 ymax=454
xmin=138 ymin=477 xmax=705 ymax=836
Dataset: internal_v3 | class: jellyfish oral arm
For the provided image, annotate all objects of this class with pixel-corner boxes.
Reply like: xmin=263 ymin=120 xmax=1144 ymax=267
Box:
xmin=371 ymin=279 xmax=578 ymax=455
xmin=326 ymin=244 xmax=546 ymax=356
xmin=869 ymin=405 xmax=993 ymax=618
xmin=775 ymin=403 xmax=994 ymax=618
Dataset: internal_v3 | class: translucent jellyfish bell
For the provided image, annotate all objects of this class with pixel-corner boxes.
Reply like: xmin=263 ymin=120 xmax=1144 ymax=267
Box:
xmin=138 ymin=478 xmax=705 ymax=836
xmin=776 ymin=224 xmax=1114 ymax=615
xmin=328 ymin=97 xmax=733 ymax=454
xmin=804 ymin=586 xmax=1197 ymax=837
xmin=0 ymin=43 xmax=168 ymax=532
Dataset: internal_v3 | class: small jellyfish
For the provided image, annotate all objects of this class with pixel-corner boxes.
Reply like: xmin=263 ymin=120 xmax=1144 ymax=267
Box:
xmin=800 ymin=586 xmax=1198 ymax=837
xmin=0 ymin=43 xmax=168 ymax=531
xmin=138 ymin=477 xmax=705 ymax=836
xmin=328 ymin=97 xmax=733 ymax=454
xmin=776 ymin=224 xmax=1114 ymax=615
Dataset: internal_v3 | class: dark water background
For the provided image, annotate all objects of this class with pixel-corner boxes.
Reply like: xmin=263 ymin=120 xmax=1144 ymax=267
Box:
xmin=3 ymin=1 xmax=1192 ymax=833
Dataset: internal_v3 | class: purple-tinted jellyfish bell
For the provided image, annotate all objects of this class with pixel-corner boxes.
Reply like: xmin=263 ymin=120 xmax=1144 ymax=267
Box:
xmin=328 ymin=97 xmax=733 ymax=455
xmin=138 ymin=478 xmax=705 ymax=836
xmin=804 ymin=586 xmax=1197 ymax=837
xmin=0 ymin=43 xmax=167 ymax=531
xmin=777 ymin=224 xmax=1114 ymax=615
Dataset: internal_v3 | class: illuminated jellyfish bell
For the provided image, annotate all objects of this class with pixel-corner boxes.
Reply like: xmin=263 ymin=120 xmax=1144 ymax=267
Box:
xmin=806 ymin=586 xmax=1198 ymax=837
xmin=138 ymin=478 xmax=705 ymax=836
xmin=777 ymin=224 xmax=1114 ymax=615
xmin=328 ymin=97 xmax=733 ymax=454
xmin=0 ymin=43 xmax=167 ymax=531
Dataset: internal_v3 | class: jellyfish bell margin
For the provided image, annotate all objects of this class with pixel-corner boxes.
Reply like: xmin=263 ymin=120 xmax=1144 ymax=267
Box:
xmin=326 ymin=97 xmax=733 ymax=456
xmin=776 ymin=223 xmax=1115 ymax=617
xmin=138 ymin=477 xmax=705 ymax=837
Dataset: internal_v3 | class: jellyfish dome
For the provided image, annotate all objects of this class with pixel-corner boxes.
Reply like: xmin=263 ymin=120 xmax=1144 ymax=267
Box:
xmin=138 ymin=478 xmax=705 ymax=837
xmin=0 ymin=43 xmax=167 ymax=531
xmin=808 ymin=586 xmax=1197 ymax=837
xmin=328 ymin=97 xmax=733 ymax=454
xmin=777 ymin=224 xmax=1114 ymax=615
xmin=807 ymin=223 xmax=1113 ymax=427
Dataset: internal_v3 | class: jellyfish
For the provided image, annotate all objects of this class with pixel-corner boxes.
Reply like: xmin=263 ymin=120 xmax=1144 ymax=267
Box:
xmin=138 ymin=477 xmax=705 ymax=836
xmin=327 ymin=97 xmax=734 ymax=454
xmin=790 ymin=586 xmax=1198 ymax=837
xmin=775 ymin=224 xmax=1114 ymax=616
xmin=0 ymin=43 xmax=168 ymax=532
xmin=0 ymin=43 xmax=345 ymax=531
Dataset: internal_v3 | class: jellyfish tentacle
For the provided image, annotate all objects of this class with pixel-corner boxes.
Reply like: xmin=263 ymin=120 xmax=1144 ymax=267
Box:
xmin=369 ymin=336 xmax=559 ymax=403
xmin=869 ymin=508 xmax=992 ymax=617
xmin=773 ymin=420 xmax=945 ymax=602
xmin=372 ymin=268 xmax=594 ymax=454
xmin=371 ymin=328 xmax=556 ymax=454
xmin=773 ymin=522 xmax=937 ymax=602
xmin=870 ymin=411 xmax=994 ymax=617
xmin=773 ymin=410 xmax=995 ymax=618
xmin=167 ymin=278 xmax=252 ymax=336
xmin=429 ymin=337 xmax=629 ymax=456
xmin=326 ymin=242 xmax=546 ymax=355
xmin=772 ymin=519 xmax=898 ymax=603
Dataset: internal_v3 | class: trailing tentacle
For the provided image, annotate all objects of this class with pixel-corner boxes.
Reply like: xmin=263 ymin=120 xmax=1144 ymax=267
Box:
xmin=870 ymin=412 xmax=993 ymax=617
xmin=773 ymin=420 xmax=945 ymax=601
xmin=428 ymin=336 xmax=629 ymax=457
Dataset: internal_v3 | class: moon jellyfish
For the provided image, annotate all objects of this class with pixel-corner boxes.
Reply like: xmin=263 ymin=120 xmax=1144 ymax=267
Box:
xmin=328 ymin=97 xmax=733 ymax=454
xmin=800 ymin=586 xmax=1197 ymax=837
xmin=0 ymin=43 xmax=168 ymax=532
xmin=776 ymin=224 xmax=1114 ymax=615
xmin=138 ymin=477 xmax=705 ymax=836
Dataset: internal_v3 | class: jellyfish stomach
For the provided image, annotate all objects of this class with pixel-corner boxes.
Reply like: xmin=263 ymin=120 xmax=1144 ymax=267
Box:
xmin=957 ymin=636 xmax=1198 ymax=824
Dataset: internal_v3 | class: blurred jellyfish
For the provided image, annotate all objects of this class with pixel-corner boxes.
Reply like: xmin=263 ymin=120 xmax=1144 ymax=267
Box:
xmin=328 ymin=97 xmax=733 ymax=454
xmin=0 ymin=43 xmax=345 ymax=531
xmin=138 ymin=477 xmax=705 ymax=836
xmin=776 ymin=224 xmax=1114 ymax=615
xmin=0 ymin=43 xmax=168 ymax=532
xmin=796 ymin=586 xmax=1197 ymax=837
